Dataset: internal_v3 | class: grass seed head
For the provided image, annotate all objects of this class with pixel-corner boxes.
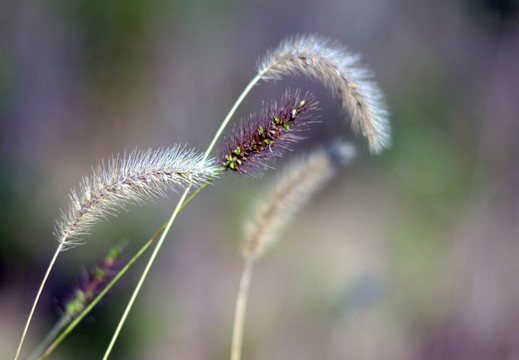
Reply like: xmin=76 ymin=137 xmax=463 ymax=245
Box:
xmin=220 ymin=88 xmax=319 ymax=176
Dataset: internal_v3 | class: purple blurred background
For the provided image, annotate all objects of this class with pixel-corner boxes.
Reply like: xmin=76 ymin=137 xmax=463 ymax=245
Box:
xmin=1 ymin=0 xmax=518 ymax=359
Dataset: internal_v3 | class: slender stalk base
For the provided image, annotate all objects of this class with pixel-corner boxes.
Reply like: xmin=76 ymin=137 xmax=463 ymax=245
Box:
xmin=100 ymin=171 xmax=220 ymax=359
xmin=230 ymin=257 xmax=255 ymax=360
xmin=102 ymin=183 xmax=193 ymax=360
xmin=102 ymin=68 xmax=265 ymax=359
xmin=14 ymin=242 xmax=65 ymax=360
xmin=27 ymin=315 xmax=70 ymax=360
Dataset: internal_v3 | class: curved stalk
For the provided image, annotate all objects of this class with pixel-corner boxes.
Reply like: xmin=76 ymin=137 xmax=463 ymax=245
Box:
xmin=202 ymin=73 xmax=262 ymax=163
xmin=38 ymin=237 xmax=155 ymax=360
xmin=102 ymin=183 xmax=193 ymax=360
xmin=101 ymin=71 xmax=264 ymax=359
xmin=101 ymin=170 xmax=221 ymax=359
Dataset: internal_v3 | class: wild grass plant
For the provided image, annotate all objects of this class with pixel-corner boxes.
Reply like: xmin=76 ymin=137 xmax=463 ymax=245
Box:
xmin=13 ymin=34 xmax=390 ymax=360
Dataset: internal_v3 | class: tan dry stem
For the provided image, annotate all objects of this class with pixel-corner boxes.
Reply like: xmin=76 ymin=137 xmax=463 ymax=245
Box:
xmin=230 ymin=257 xmax=254 ymax=360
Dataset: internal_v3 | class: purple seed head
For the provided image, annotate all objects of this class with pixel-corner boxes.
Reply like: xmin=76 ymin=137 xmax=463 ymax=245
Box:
xmin=63 ymin=243 xmax=127 ymax=318
xmin=220 ymin=89 xmax=319 ymax=175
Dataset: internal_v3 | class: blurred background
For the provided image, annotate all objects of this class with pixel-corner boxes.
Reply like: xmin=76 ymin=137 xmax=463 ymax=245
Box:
xmin=1 ymin=0 xmax=518 ymax=359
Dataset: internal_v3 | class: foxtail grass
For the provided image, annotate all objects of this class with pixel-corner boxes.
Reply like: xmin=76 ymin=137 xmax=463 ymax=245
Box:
xmin=220 ymin=88 xmax=318 ymax=175
xmin=14 ymin=147 xmax=218 ymax=360
xmin=32 ymin=174 xmax=217 ymax=360
xmin=258 ymin=35 xmax=390 ymax=153
xmin=56 ymin=146 xmax=218 ymax=249
xmin=27 ymin=244 xmax=126 ymax=360
xmin=15 ymin=34 xmax=390 ymax=360
xmin=230 ymin=142 xmax=356 ymax=360
xmin=204 ymin=35 xmax=389 ymax=164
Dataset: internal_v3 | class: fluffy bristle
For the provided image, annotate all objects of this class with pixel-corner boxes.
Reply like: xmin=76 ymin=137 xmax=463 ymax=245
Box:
xmin=55 ymin=145 xmax=219 ymax=249
xmin=220 ymin=89 xmax=319 ymax=176
xmin=257 ymin=34 xmax=390 ymax=154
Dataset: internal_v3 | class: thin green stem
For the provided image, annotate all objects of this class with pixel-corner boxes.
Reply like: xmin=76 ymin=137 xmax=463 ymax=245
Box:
xmin=101 ymin=169 xmax=223 ymax=359
xmin=37 ymin=173 xmax=221 ymax=360
xmin=202 ymin=73 xmax=262 ymax=163
xmin=38 ymin=234 xmax=155 ymax=360
xmin=230 ymin=257 xmax=255 ymax=360
xmin=101 ymin=68 xmax=263 ymax=359
xmin=102 ymin=183 xmax=193 ymax=360
xmin=23 ymin=56 xmax=259 ymax=360
xmin=14 ymin=242 xmax=65 ymax=360
xmin=183 ymin=171 xmax=222 ymax=205
xmin=28 ymin=315 xmax=70 ymax=360
xmin=101 ymin=72 xmax=262 ymax=359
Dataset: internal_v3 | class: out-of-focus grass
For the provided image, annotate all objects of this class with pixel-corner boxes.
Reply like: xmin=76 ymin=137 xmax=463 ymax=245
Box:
xmin=1 ymin=0 xmax=518 ymax=359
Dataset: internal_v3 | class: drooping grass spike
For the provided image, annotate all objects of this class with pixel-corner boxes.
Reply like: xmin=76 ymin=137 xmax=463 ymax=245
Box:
xmin=257 ymin=34 xmax=390 ymax=154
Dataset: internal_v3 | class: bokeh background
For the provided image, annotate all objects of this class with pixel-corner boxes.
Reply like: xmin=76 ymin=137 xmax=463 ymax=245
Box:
xmin=1 ymin=0 xmax=518 ymax=359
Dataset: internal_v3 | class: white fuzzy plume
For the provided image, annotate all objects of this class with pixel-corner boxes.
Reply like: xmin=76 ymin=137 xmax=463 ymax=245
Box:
xmin=257 ymin=35 xmax=390 ymax=154
xmin=56 ymin=145 xmax=219 ymax=249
